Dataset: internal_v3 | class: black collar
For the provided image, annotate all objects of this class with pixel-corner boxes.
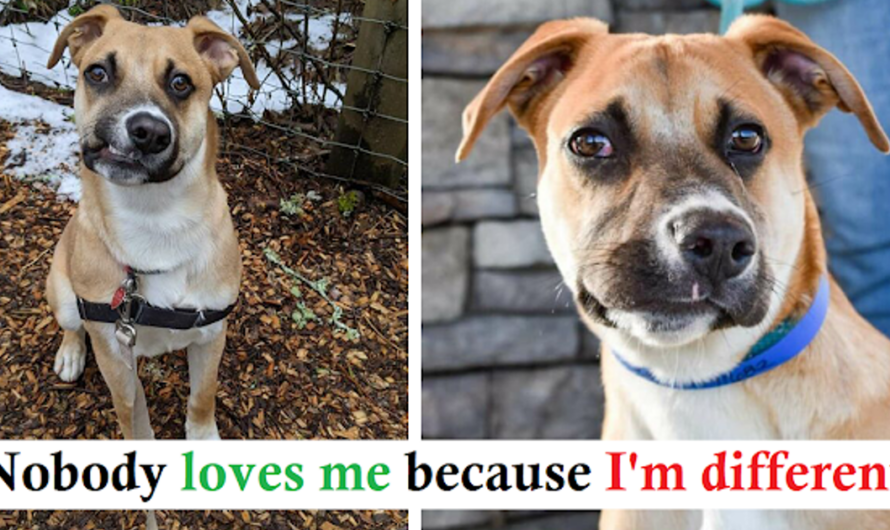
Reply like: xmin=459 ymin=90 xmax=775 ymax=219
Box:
xmin=77 ymin=296 xmax=235 ymax=330
xmin=76 ymin=266 xmax=236 ymax=330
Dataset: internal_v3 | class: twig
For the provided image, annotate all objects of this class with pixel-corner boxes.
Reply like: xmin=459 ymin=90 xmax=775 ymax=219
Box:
xmin=0 ymin=192 xmax=25 ymax=215
xmin=20 ymin=247 xmax=51 ymax=274
xmin=259 ymin=0 xmax=344 ymax=101
xmin=363 ymin=315 xmax=403 ymax=353
xmin=223 ymin=0 xmax=300 ymax=113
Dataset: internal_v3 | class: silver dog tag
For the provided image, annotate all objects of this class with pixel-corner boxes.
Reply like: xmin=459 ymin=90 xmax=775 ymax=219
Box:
xmin=115 ymin=321 xmax=137 ymax=348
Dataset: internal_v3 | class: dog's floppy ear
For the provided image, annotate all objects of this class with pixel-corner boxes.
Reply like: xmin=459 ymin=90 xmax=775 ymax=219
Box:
xmin=456 ymin=18 xmax=608 ymax=162
xmin=727 ymin=14 xmax=889 ymax=153
xmin=188 ymin=16 xmax=260 ymax=90
xmin=47 ymin=4 xmax=122 ymax=69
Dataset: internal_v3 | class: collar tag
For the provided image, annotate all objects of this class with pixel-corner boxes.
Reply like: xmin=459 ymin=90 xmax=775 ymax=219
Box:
xmin=612 ymin=275 xmax=831 ymax=390
xmin=110 ymin=287 xmax=126 ymax=310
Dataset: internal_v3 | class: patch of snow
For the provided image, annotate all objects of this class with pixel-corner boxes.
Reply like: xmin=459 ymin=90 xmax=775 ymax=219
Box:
xmin=0 ymin=84 xmax=81 ymax=201
xmin=0 ymin=10 xmax=78 ymax=88
xmin=216 ymin=68 xmax=344 ymax=115
xmin=204 ymin=0 xmax=250 ymax=36
xmin=0 ymin=82 xmax=72 ymax=127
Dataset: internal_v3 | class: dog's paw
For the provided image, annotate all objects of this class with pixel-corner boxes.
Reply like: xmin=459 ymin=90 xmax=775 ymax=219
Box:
xmin=186 ymin=419 xmax=221 ymax=440
xmin=54 ymin=338 xmax=86 ymax=382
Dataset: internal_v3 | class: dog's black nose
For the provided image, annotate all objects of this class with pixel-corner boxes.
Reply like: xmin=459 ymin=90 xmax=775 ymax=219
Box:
xmin=126 ymin=113 xmax=171 ymax=155
xmin=673 ymin=212 xmax=756 ymax=283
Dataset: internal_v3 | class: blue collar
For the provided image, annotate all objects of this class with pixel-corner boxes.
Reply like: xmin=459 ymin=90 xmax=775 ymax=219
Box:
xmin=611 ymin=276 xmax=830 ymax=390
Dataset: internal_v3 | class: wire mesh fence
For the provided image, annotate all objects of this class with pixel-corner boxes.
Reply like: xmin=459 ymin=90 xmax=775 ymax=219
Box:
xmin=0 ymin=0 xmax=408 ymax=204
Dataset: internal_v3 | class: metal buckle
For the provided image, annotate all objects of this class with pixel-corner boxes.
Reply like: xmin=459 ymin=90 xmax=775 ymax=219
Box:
xmin=114 ymin=273 xmax=142 ymax=354
xmin=115 ymin=321 xmax=137 ymax=348
xmin=117 ymin=292 xmax=144 ymax=323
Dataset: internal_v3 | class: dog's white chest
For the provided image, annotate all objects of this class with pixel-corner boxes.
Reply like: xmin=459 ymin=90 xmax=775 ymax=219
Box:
xmin=615 ymin=366 xmax=776 ymax=440
xmin=110 ymin=209 xmax=212 ymax=273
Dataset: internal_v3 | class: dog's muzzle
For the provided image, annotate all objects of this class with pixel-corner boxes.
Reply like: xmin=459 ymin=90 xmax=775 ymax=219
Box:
xmin=82 ymin=108 xmax=179 ymax=184
xmin=575 ymin=207 xmax=769 ymax=340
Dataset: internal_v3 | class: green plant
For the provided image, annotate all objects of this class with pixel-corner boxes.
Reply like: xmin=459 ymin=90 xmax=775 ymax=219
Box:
xmin=279 ymin=193 xmax=306 ymax=216
xmin=264 ymin=248 xmax=360 ymax=340
xmin=337 ymin=190 xmax=360 ymax=217
xmin=291 ymin=302 xmax=318 ymax=329
xmin=280 ymin=190 xmax=322 ymax=217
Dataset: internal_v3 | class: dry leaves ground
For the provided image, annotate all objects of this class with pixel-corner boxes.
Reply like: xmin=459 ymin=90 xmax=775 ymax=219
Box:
xmin=0 ymin=92 xmax=408 ymax=439
xmin=0 ymin=510 xmax=408 ymax=530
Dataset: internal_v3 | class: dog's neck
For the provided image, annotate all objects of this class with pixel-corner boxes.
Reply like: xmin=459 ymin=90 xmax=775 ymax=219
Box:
xmin=79 ymin=136 xmax=225 ymax=273
xmin=771 ymin=192 xmax=827 ymax=324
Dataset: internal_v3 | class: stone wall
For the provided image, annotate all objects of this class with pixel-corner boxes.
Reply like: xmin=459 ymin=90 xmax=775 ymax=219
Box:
xmin=422 ymin=0 xmax=755 ymax=526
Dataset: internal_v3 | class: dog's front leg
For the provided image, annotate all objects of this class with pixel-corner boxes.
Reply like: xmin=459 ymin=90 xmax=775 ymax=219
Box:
xmin=185 ymin=322 xmax=226 ymax=440
xmin=46 ymin=227 xmax=88 ymax=383
xmin=89 ymin=326 xmax=155 ymax=439
xmin=53 ymin=328 xmax=87 ymax=382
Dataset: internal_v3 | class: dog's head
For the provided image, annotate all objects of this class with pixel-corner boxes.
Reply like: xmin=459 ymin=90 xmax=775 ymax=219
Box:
xmin=458 ymin=17 xmax=888 ymax=354
xmin=48 ymin=5 xmax=259 ymax=185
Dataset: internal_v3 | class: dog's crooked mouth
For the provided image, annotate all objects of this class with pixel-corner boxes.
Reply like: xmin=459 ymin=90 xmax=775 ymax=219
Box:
xmin=83 ymin=139 xmax=182 ymax=184
xmin=577 ymin=283 xmax=732 ymax=332
xmin=85 ymin=143 xmax=144 ymax=169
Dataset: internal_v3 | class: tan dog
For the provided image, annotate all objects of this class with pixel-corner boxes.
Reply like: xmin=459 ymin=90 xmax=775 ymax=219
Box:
xmin=45 ymin=5 xmax=259 ymax=441
xmin=458 ymin=15 xmax=890 ymax=530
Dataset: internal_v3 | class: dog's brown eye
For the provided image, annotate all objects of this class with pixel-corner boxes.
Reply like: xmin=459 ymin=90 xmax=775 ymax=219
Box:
xmin=86 ymin=65 xmax=108 ymax=84
xmin=569 ymin=129 xmax=614 ymax=158
xmin=729 ymin=125 xmax=764 ymax=154
xmin=169 ymin=74 xmax=193 ymax=96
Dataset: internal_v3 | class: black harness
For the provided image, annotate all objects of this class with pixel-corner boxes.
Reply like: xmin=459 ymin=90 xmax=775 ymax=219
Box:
xmin=76 ymin=267 xmax=235 ymax=330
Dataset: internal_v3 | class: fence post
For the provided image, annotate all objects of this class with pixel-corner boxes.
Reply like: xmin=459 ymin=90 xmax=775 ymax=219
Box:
xmin=326 ymin=0 xmax=408 ymax=191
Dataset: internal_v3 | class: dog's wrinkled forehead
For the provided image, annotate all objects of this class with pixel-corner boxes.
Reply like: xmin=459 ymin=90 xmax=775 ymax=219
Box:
xmin=550 ymin=37 xmax=794 ymax=162
xmin=80 ymin=24 xmax=213 ymax=103
xmin=48 ymin=5 xmax=260 ymax=109
xmin=539 ymin=40 xmax=771 ymax=218
xmin=543 ymin=36 xmax=829 ymax=236
xmin=457 ymin=15 xmax=889 ymax=170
